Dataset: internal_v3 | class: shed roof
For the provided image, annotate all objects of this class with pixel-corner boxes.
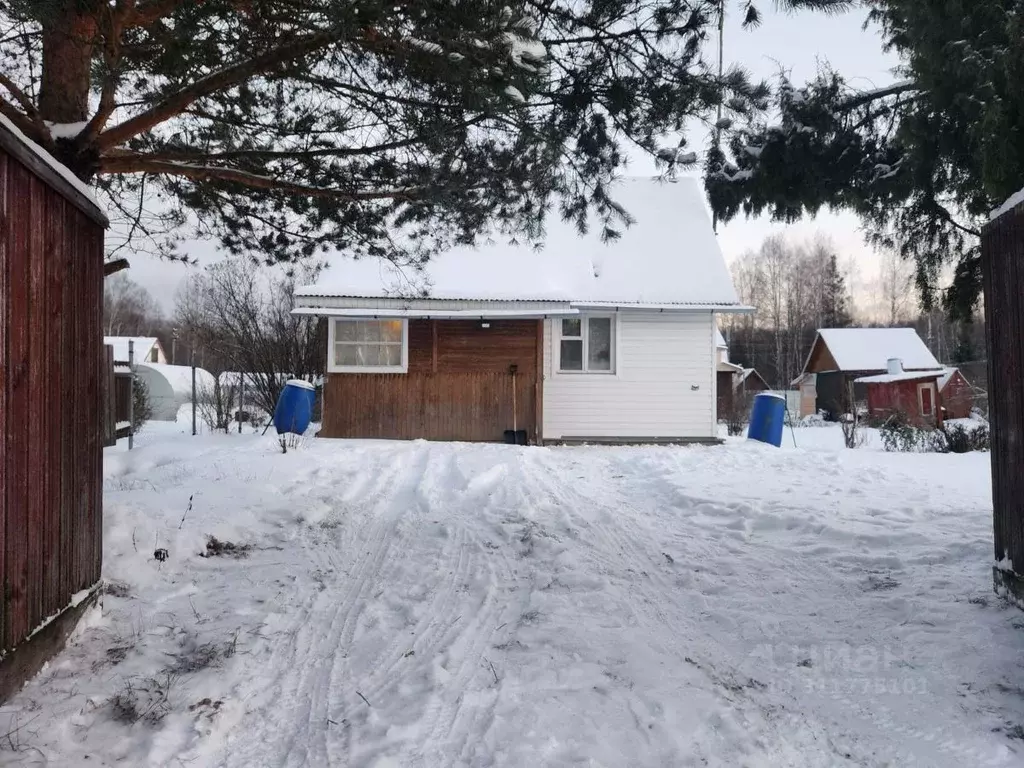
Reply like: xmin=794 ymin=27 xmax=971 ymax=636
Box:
xmin=297 ymin=177 xmax=741 ymax=309
xmin=0 ymin=114 xmax=106 ymax=226
xmin=104 ymin=336 xmax=159 ymax=363
xmin=854 ymin=370 xmax=943 ymax=384
xmin=807 ymin=328 xmax=940 ymax=373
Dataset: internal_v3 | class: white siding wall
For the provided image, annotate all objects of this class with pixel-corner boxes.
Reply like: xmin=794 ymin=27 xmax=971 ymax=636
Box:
xmin=542 ymin=311 xmax=716 ymax=440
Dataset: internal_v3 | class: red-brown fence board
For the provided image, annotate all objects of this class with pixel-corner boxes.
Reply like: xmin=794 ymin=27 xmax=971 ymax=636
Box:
xmin=0 ymin=122 xmax=106 ymax=659
xmin=984 ymin=198 xmax=1024 ymax=593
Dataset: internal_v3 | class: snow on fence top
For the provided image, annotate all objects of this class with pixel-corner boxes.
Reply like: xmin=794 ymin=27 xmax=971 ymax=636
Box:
xmin=990 ymin=185 xmax=1024 ymax=221
xmin=816 ymin=327 xmax=940 ymax=372
xmin=0 ymin=113 xmax=105 ymax=222
xmin=298 ymin=177 xmax=742 ymax=308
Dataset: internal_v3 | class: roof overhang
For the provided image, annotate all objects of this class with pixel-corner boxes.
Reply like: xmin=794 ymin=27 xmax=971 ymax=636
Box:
xmin=292 ymin=306 xmax=580 ymax=320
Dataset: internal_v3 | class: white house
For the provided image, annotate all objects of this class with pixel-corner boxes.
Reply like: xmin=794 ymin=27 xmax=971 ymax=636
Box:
xmin=294 ymin=176 xmax=748 ymax=444
xmin=104 ymin=336 xmax=167 ymax=365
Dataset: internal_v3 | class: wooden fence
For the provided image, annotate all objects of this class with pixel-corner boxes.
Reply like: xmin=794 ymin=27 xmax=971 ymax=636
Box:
xmin=983 ymin=196 xmax=1024 ymax=602
xmin=0 ymin=118 xmax=107 ymax=694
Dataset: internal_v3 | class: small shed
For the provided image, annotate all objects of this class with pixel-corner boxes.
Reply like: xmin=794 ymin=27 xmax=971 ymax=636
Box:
xmin=794 ymin=328 xmax=942 ymax=419
xmin=855 ymin=359 xmax=943 ymax=427
xmin=938 ymin=367 xmax=974 ymax=420
xmin=0 ymin=115 xmax=107 ymax=699
xmin=136 ymin=363 xmax=215 ymax=421
xmin=715 ymin=330 xmax=769 ymax=418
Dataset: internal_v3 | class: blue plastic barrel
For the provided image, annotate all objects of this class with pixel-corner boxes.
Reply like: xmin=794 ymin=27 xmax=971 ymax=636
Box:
xmin=274 ymin=379 xmax=316 ymax=435
xmin=747 ymin=392 xmax=786 ymax=447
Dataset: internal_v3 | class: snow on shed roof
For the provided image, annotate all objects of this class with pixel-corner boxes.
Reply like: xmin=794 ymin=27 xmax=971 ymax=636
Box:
xmin=105 ymin=336 xmax=158 ymax=363
xmin=814 ymin=328 xmax=940 ymax=372
xmin=297 ymin=177 xmax=741 ymax=308
xmin=854 ymin=370 xmax=943 ymax=384
xmin=0 ymin=114 xmax=106 ymax=223
xmin=715 ymin=329 xmax=727 ymax=348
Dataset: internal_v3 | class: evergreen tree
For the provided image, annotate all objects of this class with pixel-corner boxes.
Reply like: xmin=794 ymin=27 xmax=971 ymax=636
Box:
xmin=821 ymin=252 xmax=852 ymax=328
xmin=952 ymin=326 xmax=977 ymax=365
xmin=0 ymin=0 xmax=792 ymax=270
xmin=705 ymin=0 xmax=1023 ymax=319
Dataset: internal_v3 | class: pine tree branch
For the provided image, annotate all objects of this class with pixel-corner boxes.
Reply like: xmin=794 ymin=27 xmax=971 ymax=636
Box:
xmin=99 ymin=156 xmax=425 ymax=201
xmin=838 ymin=82 xmax=918 ymax=112
xmin=0 ymin=97 xmax=44 ymax=143
xmin=124 ymin=0 xmax=191 ymax=28
xmin=123 ymin=118 xmax=487 ymax=162
xmin=0 ymin=73 xmax=38 ymax=118
xmin=929 ymin=198 xmax=981 ymax=238
xmin=96 ymin=29 xmax=342 ymax=150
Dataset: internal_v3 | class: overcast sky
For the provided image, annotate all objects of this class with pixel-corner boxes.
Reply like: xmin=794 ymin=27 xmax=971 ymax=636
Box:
xmin=128 ymin=5 xmax=900 ymax=313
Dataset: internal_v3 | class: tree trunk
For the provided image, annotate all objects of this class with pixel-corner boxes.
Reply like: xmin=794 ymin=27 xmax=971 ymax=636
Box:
xmin=39 ymin=3 xmax=99 ymax=178
xmin=40 ymin=4 xmax=97 ymax=124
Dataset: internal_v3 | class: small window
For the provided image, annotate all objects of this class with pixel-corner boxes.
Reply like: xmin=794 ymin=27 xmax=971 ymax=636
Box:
xmin=330 ymin=319 xmax=407 ymax=372
xmin=558 ymin=316 xmax=614 ymax=373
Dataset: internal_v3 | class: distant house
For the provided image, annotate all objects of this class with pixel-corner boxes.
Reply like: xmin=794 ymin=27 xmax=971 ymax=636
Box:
xmin=104 ymin=336 xmax=167 ymax=365
xmin=855 ymin=360 xmax=943 ymax=427
xmin=793 ymin=328 xmax=941 ymax=419
xmin=715 ymin=330 xmax=769 ymax=417
xmin=293 ymin=177 xmax=749 ymax=444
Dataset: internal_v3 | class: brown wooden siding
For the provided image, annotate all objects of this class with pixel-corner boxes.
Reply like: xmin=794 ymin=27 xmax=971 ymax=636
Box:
xmin=321 ymin=319 xmax=540 ymax=442
xmin=0 ymin=131 xmax=105 ymax=658
xmin=983 ymin=200 xmax=1024 ymax=584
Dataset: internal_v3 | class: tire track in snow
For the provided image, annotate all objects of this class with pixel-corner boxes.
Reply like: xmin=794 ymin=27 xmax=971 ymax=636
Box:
xmin=212 ymin=444 xmax=429 ymax=768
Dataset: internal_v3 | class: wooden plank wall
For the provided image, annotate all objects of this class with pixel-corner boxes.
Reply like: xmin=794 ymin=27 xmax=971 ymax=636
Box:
xmin=322 ymin=319 xmax=540 ymax=442
xmin=983 ymin=201 xmax=1024 ymax=583
xmin=0 ymin=144 xmax=104 ymax=654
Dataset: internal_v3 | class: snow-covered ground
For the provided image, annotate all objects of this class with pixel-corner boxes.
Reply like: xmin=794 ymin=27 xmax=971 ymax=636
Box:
xmin=3 ymin=423 xmax=1023 ymax=767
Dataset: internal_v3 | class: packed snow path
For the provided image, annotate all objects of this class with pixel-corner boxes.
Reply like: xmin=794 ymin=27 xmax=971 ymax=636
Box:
xmin=5 ymin=431 xmax=1024 ymax=766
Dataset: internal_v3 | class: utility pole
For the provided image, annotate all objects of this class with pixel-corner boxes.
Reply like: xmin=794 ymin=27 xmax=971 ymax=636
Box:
xmin=238 ymin=374 xmax=245 ymax=434
xmin=712 ymin=0 xmax=725 ymax=235
xmin=191 ymin=347 xmax=197 ymax=437
xmin=128 ymin=340 xmax=135 ymax=451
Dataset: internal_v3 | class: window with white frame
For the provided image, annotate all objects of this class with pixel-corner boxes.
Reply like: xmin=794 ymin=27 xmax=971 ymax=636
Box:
xmin=329 ymin=319 xmax=407 ymax=372
xmin=558 ymin=316 xmax=614 ymax=373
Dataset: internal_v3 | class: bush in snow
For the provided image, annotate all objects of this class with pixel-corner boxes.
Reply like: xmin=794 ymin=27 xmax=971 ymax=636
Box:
xmin=879 ymin=411 xmax=925 ymax=453
xmin=934 ymin=422 xmax=990 ymax=454
xmin=132 ymin=376 xmax=152 ymax=434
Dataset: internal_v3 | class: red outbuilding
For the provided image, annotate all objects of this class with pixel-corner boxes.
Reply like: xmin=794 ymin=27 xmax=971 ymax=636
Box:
xmin=855 ymin=359 xmax=943 ymax=427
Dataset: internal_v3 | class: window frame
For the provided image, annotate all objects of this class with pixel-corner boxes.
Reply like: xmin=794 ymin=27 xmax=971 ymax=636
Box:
xmin=328 ymin=318 xmax=409 ymax=374
xmin=555 ymin=314 xmax=616 ymax=375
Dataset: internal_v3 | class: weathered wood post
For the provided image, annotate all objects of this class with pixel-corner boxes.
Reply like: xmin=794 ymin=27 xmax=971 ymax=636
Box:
xmin=984 ymin=193 xmax=1024 ymax=604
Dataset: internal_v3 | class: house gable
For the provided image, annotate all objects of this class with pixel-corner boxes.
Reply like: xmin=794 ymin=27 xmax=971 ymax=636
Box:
xmin=804 ymin=335 xmax=840 ymax=374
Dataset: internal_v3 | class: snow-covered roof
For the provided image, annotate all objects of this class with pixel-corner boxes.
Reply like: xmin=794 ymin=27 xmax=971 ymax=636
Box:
xmin=938 ymin=367 xmax=965 ymax=390
xmin=297 ymin=177 xmax=741 ymax=308
xmin=812 ymin=328 xmax=940 ymax=372
xmin=715 ymin=329 xmax=727 ymax=348
xmin=0 ymin=114 xmax=105 ymax=223
xmin=105 ymin=336 xmax=159 ymax=363
xmin=854 ymin=370 xmax=943 ymax=384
